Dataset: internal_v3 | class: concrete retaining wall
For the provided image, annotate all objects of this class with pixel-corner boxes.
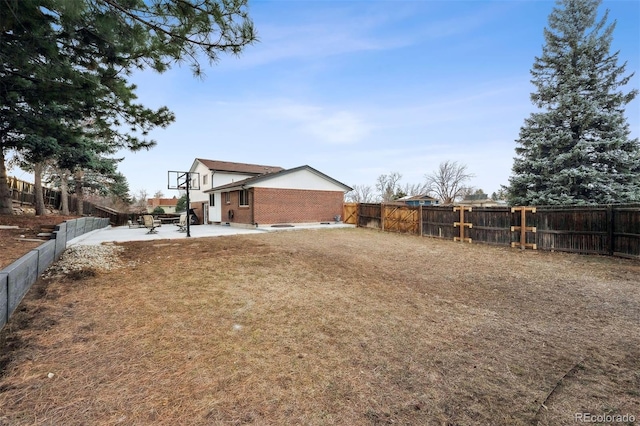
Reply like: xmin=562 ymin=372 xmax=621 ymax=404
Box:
xmin=0 ymin=273 xmax=8 ymax=331
xmin=0 ymin=217 xmax=109 ymax=330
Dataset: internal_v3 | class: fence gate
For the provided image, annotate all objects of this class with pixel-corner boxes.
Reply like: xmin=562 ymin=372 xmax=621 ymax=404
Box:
xmin=342 ymin=203 xmax=358 ymax=224
xmin=383 ymin=204 xmax=419 ymax=234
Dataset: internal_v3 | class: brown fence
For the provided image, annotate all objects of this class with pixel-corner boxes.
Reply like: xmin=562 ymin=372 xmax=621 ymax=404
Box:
xmin=92 ymin=205 xmax=131 ymax=226
xmin=8 ymin=176 xmax=61 ymax=208
xmin=357 ymin=203 xmax=382 ymax=229
xmin=350 ymin=203 xmax=640 ymax=259
xmin=6 ymin=176 xmax=131 ymax=226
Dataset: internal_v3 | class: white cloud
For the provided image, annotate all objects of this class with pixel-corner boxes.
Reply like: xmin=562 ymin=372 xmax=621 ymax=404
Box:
xmin=220 ymin=4 xmax=431 ymax=69
xmin=227 ymin=1 xmax=517 ymax=70
xmin=266 ymin=102 xmax=371 ymax=144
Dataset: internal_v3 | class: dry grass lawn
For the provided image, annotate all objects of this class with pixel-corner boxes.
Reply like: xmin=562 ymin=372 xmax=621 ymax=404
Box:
xmin=1 ymin=228 xmax=639 ymax=425
xmin=0 ymin=214 xmax=79 ymax=270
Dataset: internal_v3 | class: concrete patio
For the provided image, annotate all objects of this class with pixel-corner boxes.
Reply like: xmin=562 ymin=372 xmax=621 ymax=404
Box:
xmin=68 ymin=222 xmax=354 ymax=246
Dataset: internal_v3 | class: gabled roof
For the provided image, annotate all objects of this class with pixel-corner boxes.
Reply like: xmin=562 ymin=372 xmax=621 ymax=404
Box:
xmin=194 ymin=158 xmax=284 ymax=175
xmin=398 ymin=194 xmax=438 ymax=201
xmin=205 ymin=165 xmax=352 ymax=193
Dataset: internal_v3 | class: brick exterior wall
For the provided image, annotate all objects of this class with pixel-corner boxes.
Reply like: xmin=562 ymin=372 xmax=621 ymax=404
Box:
xmin=221 ymin=190 xmax=254 ymax=224
xmin=252 ymin=187 xmax=344 ymax=224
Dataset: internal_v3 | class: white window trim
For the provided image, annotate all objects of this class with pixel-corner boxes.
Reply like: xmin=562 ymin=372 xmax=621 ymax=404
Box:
xmin=239 ymin=189 xmax=249 ymax=207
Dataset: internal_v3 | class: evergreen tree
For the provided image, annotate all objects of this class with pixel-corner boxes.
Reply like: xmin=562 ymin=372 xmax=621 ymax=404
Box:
xmin=110 ymin=172 xmax=131 ymax=205
xmin=508 ymin=0 xmax=639 ymax=206
xmin=175 ymin=194 xmax=188 ymax=212
xmin=0 ymin=0 xmax=256 ymax=214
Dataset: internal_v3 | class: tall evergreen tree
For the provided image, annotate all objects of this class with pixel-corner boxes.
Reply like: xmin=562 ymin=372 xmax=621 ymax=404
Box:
xmin=110 ymin=172 xmax=131 ymax=204
xmin=0 ymin=0 xmax=256 ymax=214
xmin=508 ymin=0 xmax=639 ymax=206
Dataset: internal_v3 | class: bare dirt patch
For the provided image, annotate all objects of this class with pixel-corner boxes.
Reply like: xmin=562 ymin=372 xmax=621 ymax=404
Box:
xmin=0 ymin=228 xmax=638 ymax=425
xmin=0 ymin=214 xmax=79 ymax=270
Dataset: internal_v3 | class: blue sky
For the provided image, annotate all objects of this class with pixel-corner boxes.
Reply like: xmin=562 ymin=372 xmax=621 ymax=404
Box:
xmin=15 ymin=0 xmax=638 ymax=198
xmin=96 ymin=0 xmax=640 ymax=197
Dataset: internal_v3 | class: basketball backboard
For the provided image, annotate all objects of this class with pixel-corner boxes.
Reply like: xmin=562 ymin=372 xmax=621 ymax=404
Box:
xmin=168 ymin=170 xmax=200 ymax=190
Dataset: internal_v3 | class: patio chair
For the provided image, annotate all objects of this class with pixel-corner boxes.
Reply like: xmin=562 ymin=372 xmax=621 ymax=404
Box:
xmin=176 ymin=213 xmax=187 ymax=232
xmin=128 ymin=219 xmax=143 ymax=228
xmin=143 ymin=215 xmax=158 ymax=234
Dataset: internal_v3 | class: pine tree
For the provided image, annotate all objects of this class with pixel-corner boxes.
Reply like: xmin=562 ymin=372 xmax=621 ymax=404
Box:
xmin=508 ymin=0 xmax=640 ymax=206
xmin=0 ymin=0 xmax=256 ymax=214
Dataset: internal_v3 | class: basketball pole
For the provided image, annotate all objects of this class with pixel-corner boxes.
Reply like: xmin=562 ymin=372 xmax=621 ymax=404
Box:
xmin=186 ymin=172 xmax=191 ymax=237
xmin=168 ymin=170 xmax=198 ymax=238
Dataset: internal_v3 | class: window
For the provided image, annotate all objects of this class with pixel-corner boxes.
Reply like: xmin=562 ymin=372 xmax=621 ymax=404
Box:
xmin=239 ymin=189 xmax=249 ymax=207
xmin=209 ymin=193 xmax=215 ymax=206
xmin=202 ymin=174 xmax=208 ymax=186
xmin=224 ymin=192 xmax=230 ymax=204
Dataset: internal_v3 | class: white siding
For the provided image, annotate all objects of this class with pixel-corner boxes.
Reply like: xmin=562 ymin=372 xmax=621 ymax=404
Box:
xmin=188 ymin=161 xmax=212 ymax=203
xmin=253 ymin=169 xmax=347 ymax=191
xmin=211 ymin=171 xmax=253 ymax=187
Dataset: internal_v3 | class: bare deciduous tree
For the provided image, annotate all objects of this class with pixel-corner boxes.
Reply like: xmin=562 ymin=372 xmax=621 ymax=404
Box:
xmin=376 ymin=172 xmax=403 ymax=202
xmin=400 ymin=182 xmax=429 ymax=198
xmin=425 ymin=161 xmax=474 ymax=205
xmin=345 ymin=184 xmax=375 ymax=203
xmin=132 ymin=189 xmax=149 ymax=213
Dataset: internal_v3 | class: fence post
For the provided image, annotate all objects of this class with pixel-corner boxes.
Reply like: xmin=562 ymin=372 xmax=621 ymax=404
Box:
xmin=607 ymin=205 xmax=614 ymax=256
xmin=511 ymin=207 xmax=537 ymax=250
xmin=381 ymin=203 xmax=385 ymax=231
xmin=419 ymin=204 xmax=423 ymax=237
xmin=453 ymin=206 xmax=472 ymax=243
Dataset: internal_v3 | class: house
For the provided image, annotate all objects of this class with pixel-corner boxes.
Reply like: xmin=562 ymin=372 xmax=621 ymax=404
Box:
xmin=456 ymin=193 xmax=503 ymax=207
xmin=397 ymin=194 xmax=440 ymax=206
xmin=204 ymin=165 xmax=352 ymax=226
xmin=187 ymin=159 xmax=284 ymax=224
xmin=146 ymin=196 xmax=179 ymax=214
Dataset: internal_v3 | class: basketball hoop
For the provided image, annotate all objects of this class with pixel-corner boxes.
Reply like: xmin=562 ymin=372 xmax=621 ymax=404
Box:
xmin=167 ymin=170 xmax=200 ymax=237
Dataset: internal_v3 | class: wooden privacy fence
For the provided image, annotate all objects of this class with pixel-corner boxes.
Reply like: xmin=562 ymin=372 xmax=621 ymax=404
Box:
xmin=6 ymin=176 xmax=130 ymax=225
xmin=8 ymin=176 xmax=60 ymax=208
xmin=352 ymin=203 xmax=640 ymax=259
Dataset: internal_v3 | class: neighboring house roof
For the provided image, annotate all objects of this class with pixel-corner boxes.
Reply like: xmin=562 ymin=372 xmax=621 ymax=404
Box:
xmin=192 ymin=158 xmax=284 ymax=175
xmin=398 ymin=194 xmax=439 ymax=202
xmin=147 ymin=197 xmax=179 ymax=207
xmin=205 ymin=165 xmax=353 ymax=193
xmin=456 ymin=198 xmax=503 ymax=207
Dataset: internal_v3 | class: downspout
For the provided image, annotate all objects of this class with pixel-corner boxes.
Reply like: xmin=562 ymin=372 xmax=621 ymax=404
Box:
xmin=249 ymin=186 xmax=255 ymax=226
